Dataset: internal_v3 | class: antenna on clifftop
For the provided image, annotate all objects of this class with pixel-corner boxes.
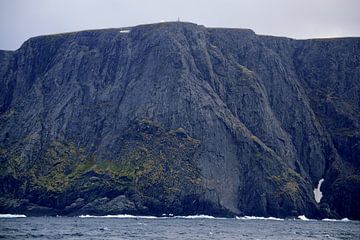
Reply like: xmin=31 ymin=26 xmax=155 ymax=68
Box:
xmin=177 ymin=17 xmax=180 ymax=22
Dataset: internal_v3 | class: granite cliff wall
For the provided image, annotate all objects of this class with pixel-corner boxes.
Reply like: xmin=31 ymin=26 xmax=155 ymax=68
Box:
xmin=0 ymin=22 xmax=359 ymax=219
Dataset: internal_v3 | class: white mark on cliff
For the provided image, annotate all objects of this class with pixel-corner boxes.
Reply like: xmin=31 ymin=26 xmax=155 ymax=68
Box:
xmin=313 ymin=178 xmax=324 ymax=203
xmin=119 ymin=30 xmax=130 ymax=33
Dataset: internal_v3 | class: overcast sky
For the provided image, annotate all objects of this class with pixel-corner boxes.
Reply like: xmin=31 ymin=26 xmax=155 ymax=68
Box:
xmin=1 ymin=0 xmax=359 ymax=50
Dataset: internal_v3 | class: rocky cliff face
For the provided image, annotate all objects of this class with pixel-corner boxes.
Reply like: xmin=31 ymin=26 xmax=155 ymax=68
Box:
xmin=0 ymin=22 xmax=359 ymax=219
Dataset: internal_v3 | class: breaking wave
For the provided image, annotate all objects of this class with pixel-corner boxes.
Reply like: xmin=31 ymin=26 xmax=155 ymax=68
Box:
xmin=79 ymin=214 xmax=222 ymax=219
xmin=298 ymin=215 xmax=310 ymax=221
xmin=297 ymin=216 xmax=352 ymax=222
xmin=79 ymin=214 xmax=158 ymax=219
xmin=78 ymin=214 xmax=355 ymax=222
xmin=174 ymin=215 xmax=219 ymax=219
xmin=236 ymin=216 xmax=284 ymax=221
xmin=0 ymin=214 xmax=26 ymax=218
xmin=322 ymin=218 xmax=351 ymax=222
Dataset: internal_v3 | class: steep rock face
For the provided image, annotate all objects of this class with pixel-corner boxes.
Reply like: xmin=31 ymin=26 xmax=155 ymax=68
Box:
xmin=0 ymin=22 xmax=359 ymax=219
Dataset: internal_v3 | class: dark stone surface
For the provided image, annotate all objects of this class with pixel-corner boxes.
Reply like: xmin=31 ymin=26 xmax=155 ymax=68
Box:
xmin=0 ymin=22 xmax=359 ymax=219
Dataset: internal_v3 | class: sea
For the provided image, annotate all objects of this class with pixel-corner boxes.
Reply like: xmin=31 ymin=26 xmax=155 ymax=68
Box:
xmin=1 ymin=214 xmax=359 ymax=239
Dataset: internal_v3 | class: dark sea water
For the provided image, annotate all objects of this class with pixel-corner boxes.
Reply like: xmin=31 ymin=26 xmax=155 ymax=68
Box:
xmin=1 ymin=215 xmax=359 ymax=240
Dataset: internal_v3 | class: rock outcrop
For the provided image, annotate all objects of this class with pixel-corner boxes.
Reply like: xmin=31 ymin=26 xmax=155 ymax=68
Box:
xmin=0 ymin=22 xmax=359 ymax=219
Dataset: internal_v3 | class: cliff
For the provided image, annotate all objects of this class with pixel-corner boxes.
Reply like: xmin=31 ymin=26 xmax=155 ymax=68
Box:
xmin=0 ymin=22 xmax=359 ymax=219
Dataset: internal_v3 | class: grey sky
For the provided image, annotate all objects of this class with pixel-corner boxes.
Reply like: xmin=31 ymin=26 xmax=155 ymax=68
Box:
xmin=1 ymin=0 xmax=359 ymax=50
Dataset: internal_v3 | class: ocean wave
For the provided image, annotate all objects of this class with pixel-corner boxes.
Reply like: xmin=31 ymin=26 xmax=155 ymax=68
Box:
xmin=173 ymin=215 xmax=219 ymax=219
xmin=79 ymin=214 xmax=158 ymax=219
xmin=297 ymin=215 xmax=311 ymax=221
xmin=79 ymin=214 xmax=222 ymax=219
xmin=297 ymin=215 xmax=353 ymax=222
xmin=322 ymin=218 xmax=351 ymax=222
xmin=79 ymin=214 xmax=289 ymax=220
xmin=0 ymin=214 xmax=26 ymax=218
xmin=236 ymin=216 xmax=284 ymax=221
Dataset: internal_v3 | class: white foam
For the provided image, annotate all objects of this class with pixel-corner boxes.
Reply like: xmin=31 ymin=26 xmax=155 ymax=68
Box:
xmin=81 ymin=214 xmax=355 ymax=222
xmin=0 ymin=214 xmax=26 ymax=218
xmin=298 ymin=215 xmax=310 ymax=221
xmin=79 ymin=214 xmax=224 ymax=219
xmin=313 ymin=178 xmax=324 ymax=203
xmin=236 ymin=216 xmax=284 ymax=221
xmin=322 ymin=218 xmax=351 ymax=222
xmin=119 ymin=30 xmax=130 ymax=33
xmin=174 ymin=215 xmax=217 ymax=219
xmin=322 ymin=218 xmax=338 ymax=222
xmin=79 ymin=214 xmax=157 ymax=219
